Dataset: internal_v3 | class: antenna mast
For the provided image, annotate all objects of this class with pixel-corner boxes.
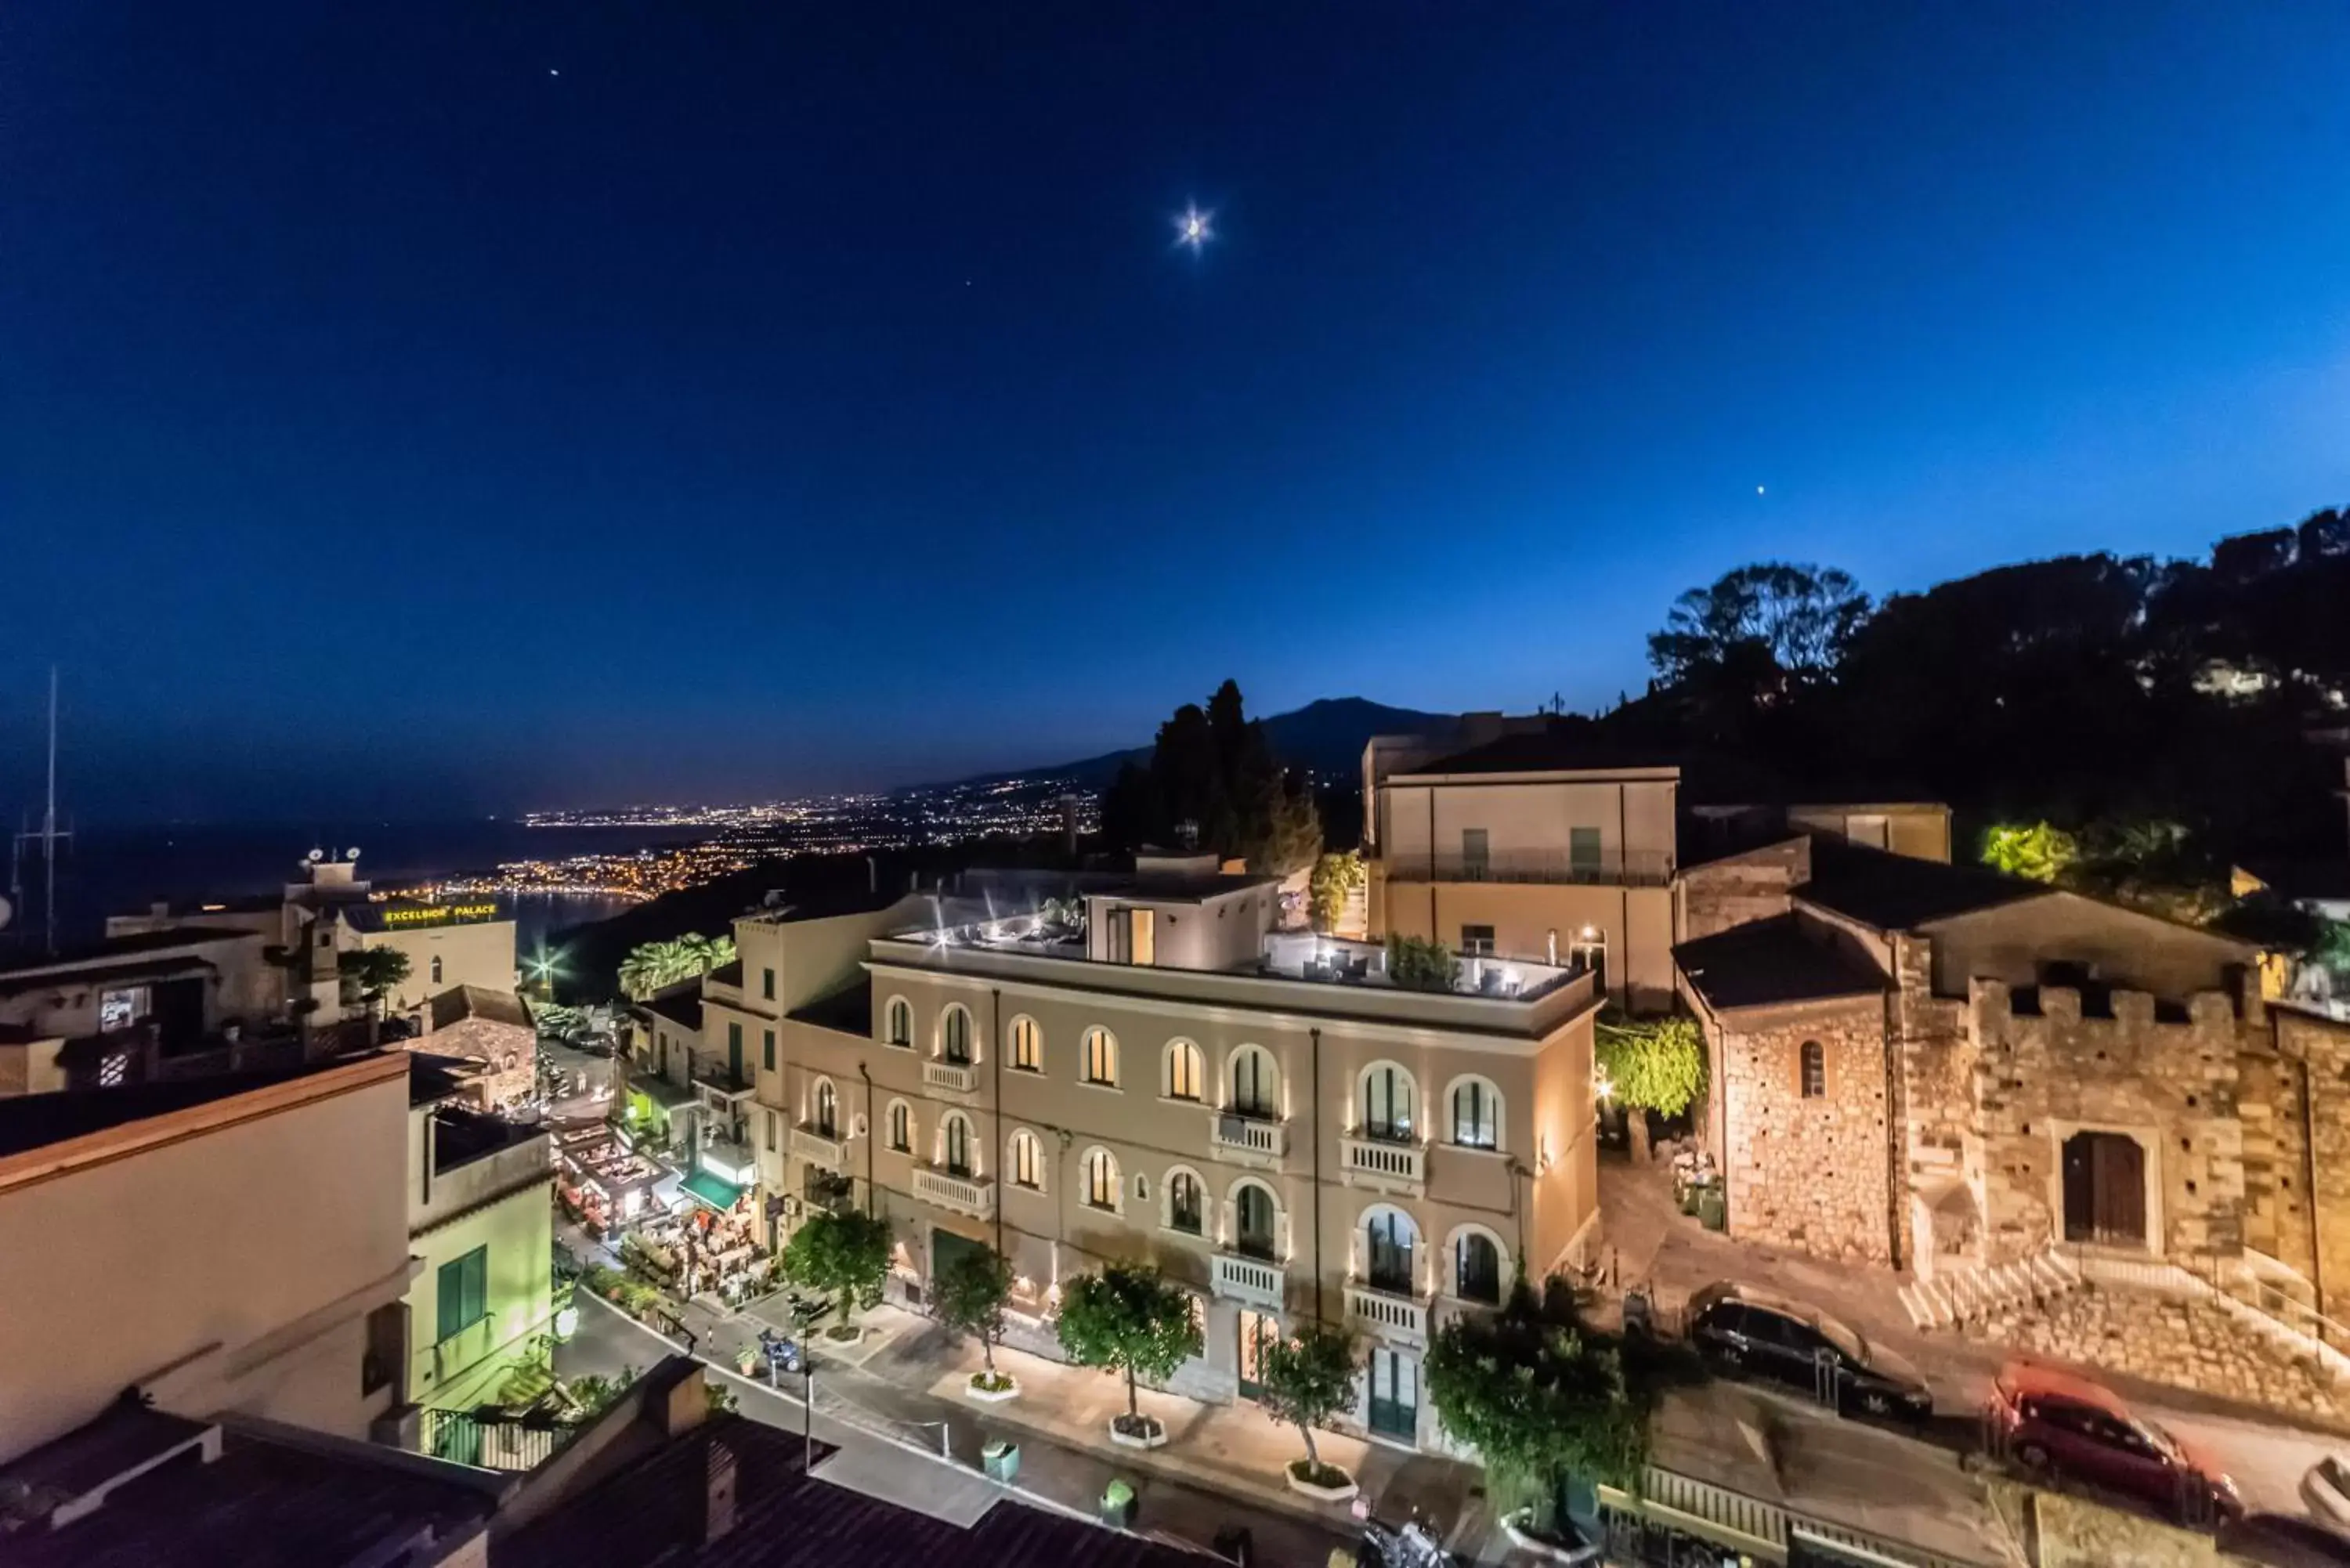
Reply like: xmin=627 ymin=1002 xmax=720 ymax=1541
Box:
xmin=13 ymin=668 xmax=71 ymax=955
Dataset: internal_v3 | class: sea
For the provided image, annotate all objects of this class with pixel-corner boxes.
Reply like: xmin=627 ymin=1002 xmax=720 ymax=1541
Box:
xmin=1 ymin=819 xmax=682 ymax=956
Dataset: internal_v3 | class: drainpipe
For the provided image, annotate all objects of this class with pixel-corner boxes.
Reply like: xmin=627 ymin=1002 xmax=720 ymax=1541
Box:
xmin=992 ymin=987 xmax=1005 ymax=1260
xmin=858 ymin=1062 xmax=877 ymax=1218
xmin=2304 ymin=1055 xmax=2326 ymax=1335
xmin=1311 ymin=1025 xmax=1325 ymax=1323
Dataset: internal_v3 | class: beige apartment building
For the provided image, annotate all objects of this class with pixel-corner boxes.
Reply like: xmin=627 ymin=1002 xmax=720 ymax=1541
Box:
xmin=755 ymin=857 xmax=1603 ymax=1450
xmin=1366 ymin=728 xmax=1681 ymax=1009
xmin=0 ymin=1051 xmax=415 ymax=1463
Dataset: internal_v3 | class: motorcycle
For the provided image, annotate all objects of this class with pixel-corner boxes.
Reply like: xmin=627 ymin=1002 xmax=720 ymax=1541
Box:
xmin=1353 ymin=1499 xmax=1452 ymax=1568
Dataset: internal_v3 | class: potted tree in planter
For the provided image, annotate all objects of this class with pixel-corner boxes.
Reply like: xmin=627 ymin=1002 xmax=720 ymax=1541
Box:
xmin=1254 ymin=1321 xmax=1361 ymax=1500
xmin=777 ymin=1209 xmax=891 ymax=1345
xmin=1055 ymin=1263 xmax=1201 ymax=1448
xmin=933 ymin=1244 xmax=1018 ymax=1400
xmin=1424 ymin=1277 xmax=1655 ymax=1562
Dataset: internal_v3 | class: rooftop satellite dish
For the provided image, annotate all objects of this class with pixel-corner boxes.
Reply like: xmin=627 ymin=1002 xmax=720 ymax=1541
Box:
xmin=345 ymin=847 xmax=362 ymax=861
xmin=0 ymin=895 xmax=13 ymax=932
xmin=307 ymin=848 xmax=326 ymax=863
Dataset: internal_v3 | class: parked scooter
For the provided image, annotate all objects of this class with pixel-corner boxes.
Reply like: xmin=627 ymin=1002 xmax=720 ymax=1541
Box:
xmin=1352 ymin=1498 xmax=1452 ymax=1568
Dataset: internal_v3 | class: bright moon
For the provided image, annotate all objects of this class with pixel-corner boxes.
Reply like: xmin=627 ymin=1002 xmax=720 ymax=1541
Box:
xmin=1174 ymin=204 xmax=1214 ymax=254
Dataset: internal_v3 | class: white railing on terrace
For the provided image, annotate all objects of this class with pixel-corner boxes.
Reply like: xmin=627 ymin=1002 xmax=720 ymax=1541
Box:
xmin=1385 ymin=847 xmax=1673 ymax=888
xmin=1597 ymin=1465 xmax=1997 ymax=1568
xmin=1340 ymin=1133 xmax=1426 ymax=1194
xmin=912 ymin=1165 xmax=994 ymax=1219
xmin=1346 ymin=1281 xmax=1431 ymax=1348
xmin=923 ymin=1058 xmax=980 ymax=1093
xmin=1210 ymin=1252 xmax=1285 ymax=1311
xmin=1209 ymin=1111 xmax=1286 ymax=1163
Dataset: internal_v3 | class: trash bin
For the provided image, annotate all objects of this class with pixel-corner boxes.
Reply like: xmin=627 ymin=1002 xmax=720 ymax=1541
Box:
xmin=1696 ymin=1187 xmax=1726 ymax=1232
xmin=982 ymin=1440 xmax=1020 ymax=1483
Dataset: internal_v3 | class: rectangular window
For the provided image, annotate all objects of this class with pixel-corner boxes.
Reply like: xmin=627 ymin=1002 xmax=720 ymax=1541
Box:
xmin=1799 ymin=1040 xmax=1826 ymax=1099
xmin=765 ymin=1109 xmax=778 ymax=1151
xmin=1460 ymin=829 xmax=1490 ymax=880
xmin=763 ymin=1029 xmax=776 ymax=1071
xmin=762 ymin=967 xmax=776 ymax=1000
xmin=1569 ymin=826 xmax=1603 ymax=876
xmin=436 ymin=1246 xmax=488 ymax=1344
xmin=1459 ymin=924 xmax=1495 ymax=956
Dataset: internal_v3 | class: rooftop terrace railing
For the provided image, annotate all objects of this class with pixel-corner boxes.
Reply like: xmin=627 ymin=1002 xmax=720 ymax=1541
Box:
xmin=1384 ymin=847 xmax=1674 ymax=888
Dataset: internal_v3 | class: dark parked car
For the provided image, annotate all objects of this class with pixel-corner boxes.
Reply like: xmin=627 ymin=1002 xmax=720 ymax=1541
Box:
xmin=2220 ymin=1513 xmax=2350 ymax=1568
xmin=1685 ymin=1282 xmax=1932 ymax=1421
xmin=1989 ymin=1360 xmax=2242 ymax=1525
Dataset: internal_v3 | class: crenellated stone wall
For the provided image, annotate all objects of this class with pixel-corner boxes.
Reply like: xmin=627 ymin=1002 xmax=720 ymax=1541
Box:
xmin=1969 ymin=980 xmax=2247 ymax=1266
xmin=1719 ymin=997 xmax=1896 ymax=1263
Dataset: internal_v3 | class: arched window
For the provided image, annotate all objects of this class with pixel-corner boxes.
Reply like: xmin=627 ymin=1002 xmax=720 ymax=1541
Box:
xmin=429 ymin=955 xmax=443 ymax=985
xmin=1448 ymin=1076 xmax=1501 ymax=1151
xmin=1007 ymin=1128 xmax=1044 ymax=1190
xmin=940 ymin=1111 xmax=975 ymax=1178
xmin=1232 ymin=1180 xmax=1280 ymax=1260
xmin=1799 ymin=1040 xmax=1825 ymax=1100
xmin=884 ymin=998 xmax=913 ymax=1048
xmin=1083 ymin=1028 xmax=1119 ymax=1087
xmin=1081 ymin=1147 xmax=1120 ymax=1210
xmin=1361 ymin=1063 xmax=1416 ymax=1141
xmin=1166 ymin=1168 xmax=1204 ymax=1234
xmin=1229 ymin=1044 xmax=1279 ymax=1118
xmin=941 ymin=1004 xmax=973 ymax=1064
xmin=1165 ymin=1039 xmax=1202 ymax=1101
xmin=1453 ymin=1229 xmax=1503 ymax=1304
xmin=812 ymin=1079 xmax=838 ymax=1138
xmin=887 ymin=1099 xmax=912 ymax=1153
xmin=1009 ymin=1016 xmax=1042 ymax=1072
xmin=1364 ymin=1206 xmax=1419 ymax=1294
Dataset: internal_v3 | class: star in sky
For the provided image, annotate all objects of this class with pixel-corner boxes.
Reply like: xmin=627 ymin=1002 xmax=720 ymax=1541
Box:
xmin=1173 ymin=203 xmax=1214 ymax=255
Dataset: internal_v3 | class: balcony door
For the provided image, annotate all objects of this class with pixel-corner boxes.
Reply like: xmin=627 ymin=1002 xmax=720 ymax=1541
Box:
xmin=1107 ymin=906 xmax=1157 ymax=966
xmin=1459 ymin=829 xmax=1490 ymax=881
xmin=1366 ymin=1210 xmax=1417 ymax=1295
xmin=1368 ymin=1348 xmax=1418 ymax=1440
xmin=1235 ymin=1183 xmax=1278 ymax=1260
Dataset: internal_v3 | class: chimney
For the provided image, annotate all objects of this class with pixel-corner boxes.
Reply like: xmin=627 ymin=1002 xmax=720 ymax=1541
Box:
xmin=700 ymin=1438 xmax=739 ymax=1545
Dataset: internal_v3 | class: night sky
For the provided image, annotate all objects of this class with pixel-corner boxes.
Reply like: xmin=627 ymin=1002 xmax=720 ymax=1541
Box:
xmin=7 ymin=3 xmax=2350 ymax=822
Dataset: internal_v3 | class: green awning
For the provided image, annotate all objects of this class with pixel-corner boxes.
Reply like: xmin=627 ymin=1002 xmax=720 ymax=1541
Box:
xmin=681 ymin=1169 xmax=747 ymax=1212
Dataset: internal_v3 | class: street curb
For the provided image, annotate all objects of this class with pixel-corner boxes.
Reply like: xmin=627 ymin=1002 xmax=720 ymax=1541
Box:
xmin=571 ymin=1291 xmax=1115 ymax=1534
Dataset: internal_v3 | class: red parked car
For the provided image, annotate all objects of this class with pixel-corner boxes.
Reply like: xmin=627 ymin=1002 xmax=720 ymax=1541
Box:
xmin=1990 ymin=1361 xmax=2242 ymax=1525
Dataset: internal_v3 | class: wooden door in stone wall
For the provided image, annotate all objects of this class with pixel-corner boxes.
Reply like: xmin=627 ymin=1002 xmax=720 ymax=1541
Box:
xmin=2061 ymin=1132 xmax=2147 ymax=1247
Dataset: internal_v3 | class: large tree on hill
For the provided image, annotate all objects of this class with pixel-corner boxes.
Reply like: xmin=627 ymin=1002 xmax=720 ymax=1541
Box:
xmin=1646 ymin=563 xmax=1867 ymax=687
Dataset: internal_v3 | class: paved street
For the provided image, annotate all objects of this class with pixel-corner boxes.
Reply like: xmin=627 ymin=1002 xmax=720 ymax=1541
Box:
xmin=557 ymin=1289 xmax=1367 ymax=1566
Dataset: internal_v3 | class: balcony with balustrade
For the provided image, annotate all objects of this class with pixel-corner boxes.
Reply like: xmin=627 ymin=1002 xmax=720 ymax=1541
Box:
xmin=912 ymin=1163 xmax=995 ymax=1219
xmin=1340 ymin=1132 xmax=1426 ymax=1197
xmin=1383 ymin=846 xmax=1672 ymax=888
xmin=923 ymin=1057 xmax=981 ymax=1095
xmin=1208 ymin=1108 xmax=1287 ymax=1169
xmin=1346 ymin=1280 xmax=1433 ymax=1349
xmin=790 ymin=1123 xmax=845 ymax=1171
xmin=1210 ymin=1250 xmax=1287 ymax=1311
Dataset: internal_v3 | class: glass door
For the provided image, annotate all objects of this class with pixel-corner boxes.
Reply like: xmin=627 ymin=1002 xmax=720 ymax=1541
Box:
xmin=1368 ymin=1348 xmax=1418 ymax=1440
xmin=1237 ymin=1309 xmax=1277 ymax=1400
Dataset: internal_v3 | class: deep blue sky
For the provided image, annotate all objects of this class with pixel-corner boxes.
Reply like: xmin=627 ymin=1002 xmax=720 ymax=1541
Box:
xmin=6 ymin=3 xmax=2350 ymax=822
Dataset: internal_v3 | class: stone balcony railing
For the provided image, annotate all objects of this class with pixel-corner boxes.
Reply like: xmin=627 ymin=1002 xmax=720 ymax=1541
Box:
xmin=790 ymin=1125 xmax=846 ymax=1170
xmin=1346 ymin=1281 xmax=1432 ymax=1349
xmin=1208 ymin=1110 xmax=1286 ymax=1168
xmin=1340 ymin=1133 xmax=1426 ymax=1197
xmin=1210 ymin=1251 xmax=1286 ymax=1311
xmin=924 ymin=1058 xmax=981 ymax=1094
xmin=912 ymin=1164 xmax=995 ymax=1219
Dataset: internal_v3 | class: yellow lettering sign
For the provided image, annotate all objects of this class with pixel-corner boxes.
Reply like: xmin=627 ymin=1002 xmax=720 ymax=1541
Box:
xmin=381 ymin=903 xmax=501 ymax=927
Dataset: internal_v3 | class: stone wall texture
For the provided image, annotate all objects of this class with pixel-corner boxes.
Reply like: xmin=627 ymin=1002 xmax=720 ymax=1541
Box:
xmin=1971 ymin=1282 xmax=2347 ymax=1423
xmin=1969 ymin=981 xmax=2247 ymax=1266
xmin=1721 ymin=999 xmax=1895 ymax=1263
xmin=1676 ymin=840 xmax=1807 ymax=942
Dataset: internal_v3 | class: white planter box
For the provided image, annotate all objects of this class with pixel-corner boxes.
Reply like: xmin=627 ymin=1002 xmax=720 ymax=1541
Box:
xmin=1108 ymin=1418 xmax=1169 ymax=1450
xmin=1284 ymin=1465 xmax=1360 ymax=1503
xmin=965 ymin=1375 xmax=1021 ymax=1404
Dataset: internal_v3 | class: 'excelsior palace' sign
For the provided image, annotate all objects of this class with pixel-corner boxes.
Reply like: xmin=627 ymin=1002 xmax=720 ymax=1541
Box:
xmin=379 ymin=902 xmax=501 ymax=928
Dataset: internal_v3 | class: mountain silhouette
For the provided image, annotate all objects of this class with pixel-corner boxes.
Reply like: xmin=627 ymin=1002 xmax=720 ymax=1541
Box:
xmin=947 ymin=696 xmax=1462 ymax=789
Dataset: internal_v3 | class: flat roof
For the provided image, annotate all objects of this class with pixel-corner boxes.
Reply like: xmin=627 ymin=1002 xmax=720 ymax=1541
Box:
xmin=1 ymin=1407 xmax=493 ymax=1566
xmin=0 ymin=927 xmax=257 ymax=981
xmin=0 ymin=1051 xmax=400 ymax=1163
xmin=637 ymin=990 xmax=703 ymax=1031
xmin=1389 ymin=725 xmax=1682 ymax=779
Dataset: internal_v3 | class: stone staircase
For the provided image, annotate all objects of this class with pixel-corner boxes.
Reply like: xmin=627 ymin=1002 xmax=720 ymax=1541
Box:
xmin=1897 ymin=1247 xmax=2083 ymax=1331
